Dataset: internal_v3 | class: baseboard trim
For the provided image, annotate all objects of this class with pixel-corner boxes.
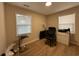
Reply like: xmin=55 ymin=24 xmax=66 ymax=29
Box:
xmin=70 ymin=41 xmax=79 ymax=46
xmin=21 ymin=39 xmax=39 ymax=46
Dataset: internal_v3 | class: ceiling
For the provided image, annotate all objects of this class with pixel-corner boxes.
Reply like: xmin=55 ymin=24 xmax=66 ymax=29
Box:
xmin=10 ymin=2 xmax=79 ymax=15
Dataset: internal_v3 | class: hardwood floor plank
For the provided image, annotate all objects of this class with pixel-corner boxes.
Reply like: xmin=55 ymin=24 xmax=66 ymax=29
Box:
xmin=19 ymin=39 xmax=79 ymax=56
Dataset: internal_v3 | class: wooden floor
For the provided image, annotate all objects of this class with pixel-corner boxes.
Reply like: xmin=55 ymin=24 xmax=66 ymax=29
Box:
xmin=20 ymin=39 xmax=79 ymax=56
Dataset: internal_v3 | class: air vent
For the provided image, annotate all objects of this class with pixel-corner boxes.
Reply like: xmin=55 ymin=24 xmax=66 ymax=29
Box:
xmin=24 ymin=4 xmax=30 ymax=7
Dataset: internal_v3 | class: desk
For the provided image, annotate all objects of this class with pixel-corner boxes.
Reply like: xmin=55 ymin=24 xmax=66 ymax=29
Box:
xmin=57 ymin=32 xmax=70 ymax=45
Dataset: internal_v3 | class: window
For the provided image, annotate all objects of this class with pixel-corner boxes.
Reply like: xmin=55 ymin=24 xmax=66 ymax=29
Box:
xmin=16 ymin=14 xmax=32 ymax=36
xmin=58 ymin=13 xmax=75 ymax=33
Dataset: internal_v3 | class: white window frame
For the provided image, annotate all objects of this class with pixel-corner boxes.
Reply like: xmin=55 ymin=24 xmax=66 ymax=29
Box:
xmin=16 ymin=14 xmax=32 ymax=36
xmin=58 ymin=13 xmax=75 ymax=34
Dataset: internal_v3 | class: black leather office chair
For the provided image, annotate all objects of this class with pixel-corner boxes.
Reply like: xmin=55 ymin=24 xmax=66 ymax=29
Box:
xmin=45 ymin=27 xmax=56 ymax=47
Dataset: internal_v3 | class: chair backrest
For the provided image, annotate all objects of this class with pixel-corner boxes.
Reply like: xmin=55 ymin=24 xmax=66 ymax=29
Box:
xmin=46 ymin=27 xmax=56 ymax=40
xmin=48 ymin=27 xmax=56 ymax=33
xmin=47 ymin=27 xmax=56 ymax=36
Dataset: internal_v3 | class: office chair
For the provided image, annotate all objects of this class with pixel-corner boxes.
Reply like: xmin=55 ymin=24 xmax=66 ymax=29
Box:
xmin=45 ymin=27 xmax=56 ymax=47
